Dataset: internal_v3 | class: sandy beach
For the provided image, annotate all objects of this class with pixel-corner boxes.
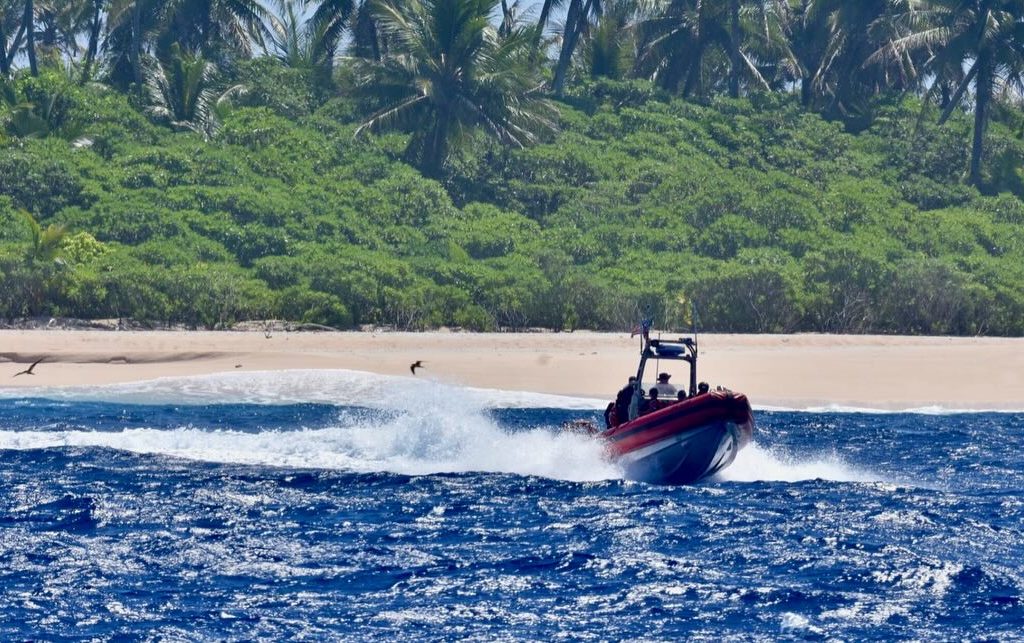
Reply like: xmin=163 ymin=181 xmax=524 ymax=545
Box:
xmin=1 ymin=330 xmax=1022 ymax=410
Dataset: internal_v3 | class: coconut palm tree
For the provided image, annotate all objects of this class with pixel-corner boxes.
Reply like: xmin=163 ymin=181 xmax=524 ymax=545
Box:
xmin=301 ymin=0 xmax=385 ymax=66
xmin=535 ymin=0 xmax=563 ymax=40
xmin=1 ymin=75 xmax=88 ymax=140
xmin=24 ymin=0 xmax=38 ymax=75
xmin=160 ymin=0 xmax=270 ymax=60
xmin=798 ymin=0 xmax=917 ymax=115
xmin=355 ymin=0 xmax=557 ymax=176
xmin=34 ymin=0 xmax=84 ymax=62
xmin=304 ymin=0 xmax=354 ymax=60
xmin=145 ymin=42 xmax=245 ymax=139
xmin=881 ymin=0 xmax=1024 ymax=187
xmin=266 ymin=0 xmax=321 ymax=68
xmin=104 ymin=0 xmax=161 ymax=90
xmin=23 ymin=210 xmax=67 ymax=265
xmin=1 ymin=0 xmax=23 ymax=76
xmin=580 ymin=0 xmax=637 ymax=80
xmin=636 ymin=0 xmax=793 ymax=97
xmin=77 ymin=0 xmax=106 ymax=82
xmin=552 ymin=0 xmax=602 ymax=94
xmin=350 ymin=0 xmax=385 ymax=60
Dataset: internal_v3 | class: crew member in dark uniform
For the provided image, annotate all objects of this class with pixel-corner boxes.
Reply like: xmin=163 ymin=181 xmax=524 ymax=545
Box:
xmin=614 ymin=376 xmax=637 ymax=426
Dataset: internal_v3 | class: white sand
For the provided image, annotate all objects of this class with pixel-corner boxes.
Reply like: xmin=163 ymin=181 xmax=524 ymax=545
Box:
xmin=1 ymin=330 xmax=1022 ymax=410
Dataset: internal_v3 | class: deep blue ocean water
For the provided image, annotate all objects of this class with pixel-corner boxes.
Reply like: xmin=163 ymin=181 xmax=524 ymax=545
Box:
xmin=1 ymin=372 xmax=1022 ymax=641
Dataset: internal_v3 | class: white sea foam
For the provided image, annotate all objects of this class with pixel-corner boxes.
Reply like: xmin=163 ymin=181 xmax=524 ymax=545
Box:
xmin=1 ymin=369 xmax=1016 ymax=414
xmin=717 ymin=443 xmax=882 ymax=483
xmin=0 ymin=373 xmax=621 ymax=482
xmin=0 ymin=369 xmax=607 ymax=409
xmin=756 ymin=403 xmax=1024 ymax=414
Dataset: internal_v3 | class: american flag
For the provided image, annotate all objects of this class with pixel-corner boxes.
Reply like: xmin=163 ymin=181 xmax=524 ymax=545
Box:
xmin=630 ymin=318 xmax=652 ymax=340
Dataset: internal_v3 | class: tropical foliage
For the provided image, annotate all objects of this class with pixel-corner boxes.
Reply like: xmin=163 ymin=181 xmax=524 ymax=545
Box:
xmin=0 ymin=0 xmax=1023 ymax=334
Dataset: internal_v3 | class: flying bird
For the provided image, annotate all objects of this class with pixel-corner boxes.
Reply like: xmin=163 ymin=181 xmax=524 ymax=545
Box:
xmin=410 ymin=360 xmax=424 ymax=375
xmin=13 ymin=357 xmax=44 ymax=377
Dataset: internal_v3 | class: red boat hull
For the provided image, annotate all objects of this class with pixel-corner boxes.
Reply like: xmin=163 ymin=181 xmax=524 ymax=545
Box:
xmin=601 ymin=391 xmax=755 ymax=484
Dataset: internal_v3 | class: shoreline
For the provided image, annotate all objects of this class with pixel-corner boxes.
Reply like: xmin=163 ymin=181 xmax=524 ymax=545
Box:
xmin=1 ymin=330 xmax=1022 ymax=411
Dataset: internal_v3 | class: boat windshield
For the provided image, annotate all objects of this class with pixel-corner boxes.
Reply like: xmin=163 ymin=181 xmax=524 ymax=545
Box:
xmin=628 ymin=337 xmax=699 ymax=421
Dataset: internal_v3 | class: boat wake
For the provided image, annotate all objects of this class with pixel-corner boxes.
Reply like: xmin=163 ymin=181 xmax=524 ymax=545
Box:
xmin=0 ymin=369 xmax=606 ymax=409
xmin=0 ymin=380 xmax=621 ymax=482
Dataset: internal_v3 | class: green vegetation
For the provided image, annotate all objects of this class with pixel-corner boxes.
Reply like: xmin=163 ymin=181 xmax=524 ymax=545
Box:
xmin=1 ymin=1 xmax=1024 ymax=334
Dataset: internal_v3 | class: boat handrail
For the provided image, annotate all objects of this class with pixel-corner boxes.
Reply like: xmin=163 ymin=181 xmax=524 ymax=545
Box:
xmin=628 ymin=336 xmax=700 ymax=421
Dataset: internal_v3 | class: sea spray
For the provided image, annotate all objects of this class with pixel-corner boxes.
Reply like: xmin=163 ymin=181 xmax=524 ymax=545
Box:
xmin=2 ymin=379 xmax=1023 ymax=640
xmin=0 ymin=369 xmax=606 ymax=409
xmin=0 ymin=377 xmax=619 ymax=481
xmin=718 ymin=442 xmax=882 ymax=483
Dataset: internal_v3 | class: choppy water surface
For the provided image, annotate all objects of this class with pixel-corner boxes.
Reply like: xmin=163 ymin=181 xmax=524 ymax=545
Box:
xmin=1 ymin=371 xmax=1022 ymax=640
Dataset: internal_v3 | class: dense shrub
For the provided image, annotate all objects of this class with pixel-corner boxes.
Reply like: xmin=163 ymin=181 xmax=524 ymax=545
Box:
xmin=2 ymin=73 xmax=1023 ymax=334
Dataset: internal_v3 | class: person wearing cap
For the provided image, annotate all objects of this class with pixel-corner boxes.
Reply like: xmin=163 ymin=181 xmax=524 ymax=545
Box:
xmin=655 ymin=372 xmax=677 ymax=397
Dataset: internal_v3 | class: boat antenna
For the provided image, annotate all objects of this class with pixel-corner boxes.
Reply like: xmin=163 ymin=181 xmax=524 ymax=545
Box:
xmin=690 ymin=300 xmax=699 ymax=397
xmin=691 ymin=300 xmax=698 ymax=347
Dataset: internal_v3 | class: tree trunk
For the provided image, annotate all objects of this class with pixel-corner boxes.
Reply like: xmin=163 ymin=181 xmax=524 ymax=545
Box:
xmin=800 ymin=76 xmax=812 ymax=108
xmin=353 ymin=3 xmax=382 ymax=61
xmin=25 ymin=0 xmax=37 ymax=76
xmin=969 ymin=56 xmax=990 ymax=188
xmin=682 ymin=46 xmax=704 ymax=97
xmin=201 ymin=3 xmax=212 ymax=57
xmin=500 ymin=0 xmax=510 ymax=36
xmin=4 ymin=19 xmax=26 ymax=74
xmin=535 ymin=0 xmax=556 ymax=45
xmin=553 ymin=0 xmax=591 ymax=96
xmin=82 ymin=0 xmax=104 ymax=83
xmin=131 ymin=1 xmax=142 ymax=89
xmin=422 ymin=114 xmax=451 ymax=177
xmin=0 ymin=20 xmax=9 ymax=77
xmin=729 ymin=0 xmax=741 ymax=98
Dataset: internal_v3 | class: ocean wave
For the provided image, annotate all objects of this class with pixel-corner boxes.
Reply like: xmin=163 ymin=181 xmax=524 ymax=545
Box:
xmin=0 ymin=379 xmax=620 ymax=482
xmin=2 ymin=369 xmax=1018 ymax=415
xmin=0 ymin=369 xmax=607 ymax=410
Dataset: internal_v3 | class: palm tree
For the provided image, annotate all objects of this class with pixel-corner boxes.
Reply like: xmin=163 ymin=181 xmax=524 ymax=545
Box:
xmin=77 ymin=0 xmax=106 ymax=82
xmin=552 ymin=0 xmax=602 ymax=95
xmin=580 ymin=0 xmax=636 ymax=80
xmin=34 ymin=1 xmax=83 ymax=62
xmin=881 ymin=0 xmax=1024 ymax=187
xmin=734 ymin=1 xmax=796 ymax=94
xmin=161 ymin=0 xmax=270 ymax=60
xmin=636 ymin=0 xmax=793 ymax=97
xmin=355 ymin=0 xmax=557 ymax=176
xmin=145 ymin=42 xmax=245 ymax=139
xmin=304 ymin=0 xmax=354 ymax=60
xmin=1 ymin=76 xmax=87 ymax=140
xmin=105 ymin=0 xmax=161 ymax=90
xmin=798 ymin=0 xmax=917 ymax=115
xmin=350 ymin=0 xmax=385 ymax=60
xmin=266 ymin=0 xmax=321 ymax=68
xmin=23 ymin=210 xmax=67 ymax=265
xmin=535 ymin=0 xmax=563 ymax=40
xmin=300 ymin=0 xmax=385 ymax=67
xmin=1 ymin=0 xmax=22 ymax=76
xmin=24 ymin=0 xmax=38 ymax=75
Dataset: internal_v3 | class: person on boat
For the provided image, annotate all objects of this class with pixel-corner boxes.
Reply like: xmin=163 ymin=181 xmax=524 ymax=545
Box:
xmin=697 ymin=381 xmax=710 ymax=395
xmin=676 ymin=389 xmax=687 ymax=402
xmin=603 ymin=402 xmax=616 ymax=429
xmin=655 ymin=372 xmax=677 ymax=397
xmin=614 ymin=376 xmax=637 ymax=425
xmin=641 ymin=387 xmax=661 ymax=415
